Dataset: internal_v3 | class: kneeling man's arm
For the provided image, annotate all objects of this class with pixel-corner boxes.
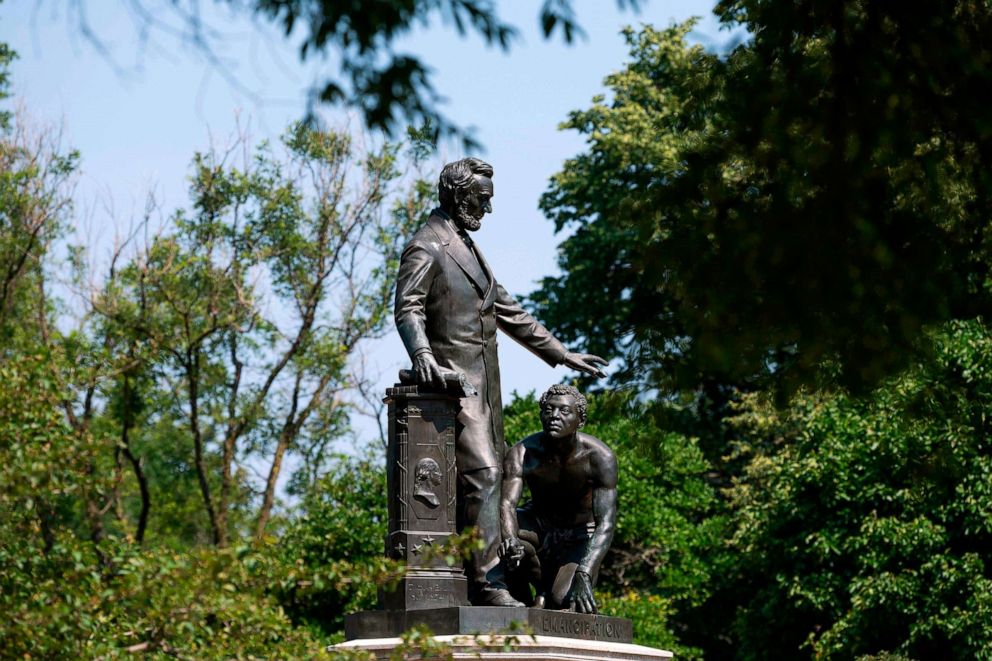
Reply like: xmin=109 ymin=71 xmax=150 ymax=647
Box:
xmin=578 ymin=449 xmax=619 ymax=578
xmin=567 ymin=448 xmax=618 ymax=614
xmin=499 ymin=445 xmax=526 ymax=565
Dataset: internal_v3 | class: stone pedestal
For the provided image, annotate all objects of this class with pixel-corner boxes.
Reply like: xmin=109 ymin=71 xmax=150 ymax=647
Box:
xmin=379 ymin=384 xmax=468 ymax=611
xmin=346 ymin=607 xmax=633 ymax=644
xmin=332 ymin=634 xmax=673 ymax=661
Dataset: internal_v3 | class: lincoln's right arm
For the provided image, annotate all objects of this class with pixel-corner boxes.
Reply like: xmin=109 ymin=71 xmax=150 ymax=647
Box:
xmin=394 ymin=241 xmax=437 ymax=358
xmin=395 ymin=242 xmax=445 ymax=387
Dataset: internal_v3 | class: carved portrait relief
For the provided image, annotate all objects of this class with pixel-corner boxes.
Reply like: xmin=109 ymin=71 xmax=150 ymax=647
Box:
xmin=413 ymin=457 xmax=443 ymax=508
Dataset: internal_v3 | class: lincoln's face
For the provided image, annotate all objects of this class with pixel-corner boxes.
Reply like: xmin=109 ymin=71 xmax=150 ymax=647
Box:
xmin=540 ymin=394 xmax=581 ymax=439
xmin=454 ymin=175 xmax=493 ymax=232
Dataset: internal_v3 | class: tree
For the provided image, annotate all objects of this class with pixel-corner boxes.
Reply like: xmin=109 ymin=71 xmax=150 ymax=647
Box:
xmin=0 ymin=82 xmax=414 ymax=654
xmin=89 ymin=123 xmax=429 ymax=546
xmin=537 ymin=2 xmax=992 ymax=395
xmin=725 ymin=320 xmax=992 ymax=659
xmin=0 ymin=37 xmax=13 ymax=130
xmin=528 ymin=13 xmax=992 ymax=656
xmin=0 ymin=88 xmax=96 ymax=556
xmin=0 ymin=114 xmax=77 ymax=344
xmin=277 ymin=452 xmax=388 ymax=639
xmin=55 ymin=0 xmax=643 ymax=147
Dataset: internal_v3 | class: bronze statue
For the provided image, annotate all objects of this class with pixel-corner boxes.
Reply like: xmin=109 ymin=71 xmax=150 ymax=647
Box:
xmin=394 ymin=158 xmax=607 ymax=607
xmin=498 ymin=385 xmax=618 ymax=614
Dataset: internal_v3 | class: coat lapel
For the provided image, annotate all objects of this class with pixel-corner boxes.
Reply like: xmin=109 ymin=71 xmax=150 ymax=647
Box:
xmin=474 ymin=244 xmax=497 ymax=310
xmin=428 ymin=213 xmax=489 ymax=297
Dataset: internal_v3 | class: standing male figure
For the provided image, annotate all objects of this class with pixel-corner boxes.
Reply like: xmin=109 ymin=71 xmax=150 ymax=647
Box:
xmin=498 ymin=384 xmax=618 ymax=613
xmin=394 ymin=158 xmax=606 ymax=606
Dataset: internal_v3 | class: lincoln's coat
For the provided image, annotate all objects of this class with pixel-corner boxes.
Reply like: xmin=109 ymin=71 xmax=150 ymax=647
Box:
xmin=395 ymin=211 xmax=567 ymax=471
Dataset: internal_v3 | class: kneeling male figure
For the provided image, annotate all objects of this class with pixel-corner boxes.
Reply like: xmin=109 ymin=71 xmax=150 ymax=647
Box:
xmin=498 ymin=385 xmax=618 ymax=613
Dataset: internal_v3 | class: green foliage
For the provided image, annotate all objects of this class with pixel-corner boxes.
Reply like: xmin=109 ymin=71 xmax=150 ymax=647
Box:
xmin=82 ymin=121 xmax=427 ymax=547
xmin=505 ymin=319 xmax=992 ymax=659
xmin=0 ymin=37 xmax=14 ymax=130
xmin=533 ymin=22 xmax=710 ymax=386
xmin=0 ymin=355 xmax=392 ymax=655
xmin=726 ymin=320 xmax=992 ymax=659
xmin=538 ymin=3 xmax=992 ymax=394
xmin=0 ymin=536 xmax=336 ymax=659
xmin=279 ymin=453 xmax=390 ymax=639
xmin=0 ymin=351 xmax=393 ymax=657
xmin=0 ymin=117 xmax=78 ymax=344
xmin=0 ymin=327 xmax=337 ymax=659
xmin=12 ymin=5 xmax=992 ymax=657
xmin=597 ymin=592 xmax=686 ymax=657
xmin=0 ymin=353 xmax=92 ymax=541
xmin=136 ymin=412 xmax=224 ymax=547
xmin=0 ymin=89 xmax=425 ymax=655
xmin=530 ymin=5 xmax=992 ymax=658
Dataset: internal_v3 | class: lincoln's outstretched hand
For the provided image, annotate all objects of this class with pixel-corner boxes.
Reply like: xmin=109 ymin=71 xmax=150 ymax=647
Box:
xmin=562 ymin=352 xmax=608 ymax=379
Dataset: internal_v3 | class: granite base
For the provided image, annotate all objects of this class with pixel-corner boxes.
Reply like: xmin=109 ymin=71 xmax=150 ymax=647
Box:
xmin=345 ymin=607 xmax=633 ymax=644
xmin=332 ymin=633 xmax=672 ymax=660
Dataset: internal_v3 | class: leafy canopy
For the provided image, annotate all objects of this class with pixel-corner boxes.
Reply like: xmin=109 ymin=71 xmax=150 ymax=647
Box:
xmin=536 ymin=2 xmax=992 ymax=394
xmin=726 ymin=320 xmax=992 ymax=659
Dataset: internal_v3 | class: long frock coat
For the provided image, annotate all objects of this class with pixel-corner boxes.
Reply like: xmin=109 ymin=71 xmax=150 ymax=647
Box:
xmin=394 ymin=210 xmax=568 ymax=472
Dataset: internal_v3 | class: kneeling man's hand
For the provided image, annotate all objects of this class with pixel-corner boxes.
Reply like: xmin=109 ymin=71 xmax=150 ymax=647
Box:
xmin=566 ymin=571 xmax=597 ymax=614
xmin=498 ymin=537 xmax=525 ymax=570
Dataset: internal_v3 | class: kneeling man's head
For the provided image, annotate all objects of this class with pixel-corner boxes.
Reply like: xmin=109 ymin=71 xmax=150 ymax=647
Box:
xmin=539 ymin=384 xmax=587 ymax=439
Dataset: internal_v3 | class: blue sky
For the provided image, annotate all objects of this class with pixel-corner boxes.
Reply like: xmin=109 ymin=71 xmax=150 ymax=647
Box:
xmin=1 ymin=0 xmax=732 ymax=445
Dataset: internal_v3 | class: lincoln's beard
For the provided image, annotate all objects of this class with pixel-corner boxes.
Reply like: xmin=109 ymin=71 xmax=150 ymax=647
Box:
xmin=454 ymin=197 xmax=482 ymax=231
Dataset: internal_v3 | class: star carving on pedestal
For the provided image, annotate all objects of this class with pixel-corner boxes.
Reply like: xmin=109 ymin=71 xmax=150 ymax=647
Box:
xmin=412 ymin=543 xmax=424 ymax=555
xmin=421 ymin=534 xmax=436 ymax=546
xmin=393 ymin=542 xmax=406 ymax=556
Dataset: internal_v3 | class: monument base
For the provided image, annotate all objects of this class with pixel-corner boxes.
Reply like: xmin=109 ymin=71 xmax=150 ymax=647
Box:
xmin=345 ymin=607 xmax=633 ymax=644
xmin=332 ymin=633 xmax=672 ymax=660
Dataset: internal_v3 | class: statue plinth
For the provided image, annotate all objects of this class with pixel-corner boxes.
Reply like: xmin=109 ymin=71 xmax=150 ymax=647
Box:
xmin=345 ymin=606 xmax=634 ymax=644
xmin=378 ymin=384 xmax=468 ymax=611
xmin=333 ymin=634 xmax=672 ymax=661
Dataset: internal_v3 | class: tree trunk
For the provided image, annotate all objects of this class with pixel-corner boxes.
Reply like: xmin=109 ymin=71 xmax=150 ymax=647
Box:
xmin=255 ymin=373 xmax=302 ymax=538
xmin=187 ymin=350 xmax=222 ymax=546
xmin=255 ymin=429 xmax=292 ymax=539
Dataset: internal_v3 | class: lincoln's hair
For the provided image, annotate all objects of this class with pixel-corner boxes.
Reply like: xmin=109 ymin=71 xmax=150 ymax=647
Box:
xmin=438 ymin=157 xmax=493 ymax=209
xmin=539 ymin=384 xmax=587 ymax=427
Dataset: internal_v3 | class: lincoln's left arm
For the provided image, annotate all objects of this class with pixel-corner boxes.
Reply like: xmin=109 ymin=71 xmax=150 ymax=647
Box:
xmin=494 ymin=285 xmax=607 ymax=377
xmin=494 ymin=284 xmax=568 ymax=366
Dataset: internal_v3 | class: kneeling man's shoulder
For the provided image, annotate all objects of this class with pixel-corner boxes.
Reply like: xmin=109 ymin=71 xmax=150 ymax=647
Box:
xmin=513 ymin=433 xmax=544 ymax=452
xmin=506 ymin=433 xmax=542 ymax=464
xmin=578 ymin=432 xmax=615 ymax=459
